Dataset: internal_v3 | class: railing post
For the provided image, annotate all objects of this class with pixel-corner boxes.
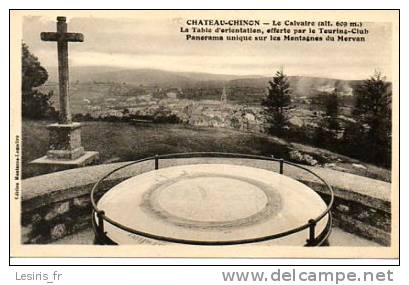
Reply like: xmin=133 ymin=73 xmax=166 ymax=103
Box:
xmin=306 ymin=219 xmax=316 ymax=246
xmin=279 ymin=158 xmax=284 ymax=174
xmin=155 ymin=154 xmax=159 ymax=170
xmin=97 ymin=210 xmax=105 ymax=234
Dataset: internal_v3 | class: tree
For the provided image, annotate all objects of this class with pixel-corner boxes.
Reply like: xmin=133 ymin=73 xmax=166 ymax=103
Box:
xmin=22 ymin=43 xmax=56 ymax=119
xmin=352 ymin=71 xmax=392 ymax=165
xmin=262 ymin=70 xmax=292 ymax=135
xmin=324 ymin=89 xmax=339 ymax=117
xmin=324 ymin=89 xmax=341 ymax=134
xmin=341 ymin=120 xmax=366 ymax=158
xmin=313 ymin=89 xmax=341 ymax=150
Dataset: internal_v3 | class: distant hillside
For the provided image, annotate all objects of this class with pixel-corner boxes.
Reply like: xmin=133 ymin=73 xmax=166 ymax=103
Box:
xmin=228 ymin=76 xmax=362 ymax=97
xmin=46 ymin=67 xmax=255 ymax=87
xmin=45 ymin=66 xmax=367 ymax=97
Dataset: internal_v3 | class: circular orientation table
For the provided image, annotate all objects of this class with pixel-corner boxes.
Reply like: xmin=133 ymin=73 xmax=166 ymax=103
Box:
xmin=95 ymin=164 xmax=329 ymax=246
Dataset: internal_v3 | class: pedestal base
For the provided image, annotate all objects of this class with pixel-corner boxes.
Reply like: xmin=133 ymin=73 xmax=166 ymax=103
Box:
xmin=47 ymin=123 xmax=85 ymax=159
xmin=30 ymin=151 xmax=99 ymax=175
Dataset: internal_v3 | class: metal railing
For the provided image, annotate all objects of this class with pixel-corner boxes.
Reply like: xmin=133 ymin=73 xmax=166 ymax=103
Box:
xmin=90 ymin=152 xmax=334 ymax=246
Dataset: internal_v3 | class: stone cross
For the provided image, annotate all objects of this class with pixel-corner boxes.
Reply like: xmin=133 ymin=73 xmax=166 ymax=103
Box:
xmin=30 ymin=16 xmax=99 ymax=172
xmin=41 ymin=16 xmax=83 ymax=124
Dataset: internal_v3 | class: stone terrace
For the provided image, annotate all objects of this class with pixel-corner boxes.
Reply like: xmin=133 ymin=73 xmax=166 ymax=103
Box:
xmin=21 ymin=158 xmax=391 ymax=245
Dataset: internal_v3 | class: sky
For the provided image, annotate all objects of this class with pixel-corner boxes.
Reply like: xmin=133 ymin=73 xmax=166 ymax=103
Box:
xmin=22 ymin=13 xmax=393 ymax=80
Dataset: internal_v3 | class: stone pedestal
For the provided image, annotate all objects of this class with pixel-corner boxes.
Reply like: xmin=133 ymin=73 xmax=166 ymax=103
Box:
xmin=46 ymin=123 xmax=84 ymax=159
xmin=30 ymin=122 xmax=99 ymax=174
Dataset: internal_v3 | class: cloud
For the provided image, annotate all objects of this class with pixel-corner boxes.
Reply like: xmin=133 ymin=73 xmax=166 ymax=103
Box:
xmin=23 ymin=15 xmax=392 ymax=80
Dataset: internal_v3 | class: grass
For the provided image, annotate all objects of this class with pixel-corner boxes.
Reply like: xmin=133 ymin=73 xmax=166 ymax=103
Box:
xmin=22 ymin=120 xmax=391 ymax=181
xmin=22 ymin=120 xmax=290 ymax=178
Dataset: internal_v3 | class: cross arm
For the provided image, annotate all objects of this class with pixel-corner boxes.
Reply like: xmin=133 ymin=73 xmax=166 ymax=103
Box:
xmin=41 ymin=32 xmax=84 ymax=42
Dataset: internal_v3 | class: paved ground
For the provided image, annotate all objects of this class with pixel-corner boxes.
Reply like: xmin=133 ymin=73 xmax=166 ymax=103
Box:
xmin=53 ymin=227 xmax=381 ymax=247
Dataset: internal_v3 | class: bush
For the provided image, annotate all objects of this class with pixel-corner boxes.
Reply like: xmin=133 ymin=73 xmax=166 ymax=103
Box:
xmin=22 ymin=43 xmax=57 ymax=119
